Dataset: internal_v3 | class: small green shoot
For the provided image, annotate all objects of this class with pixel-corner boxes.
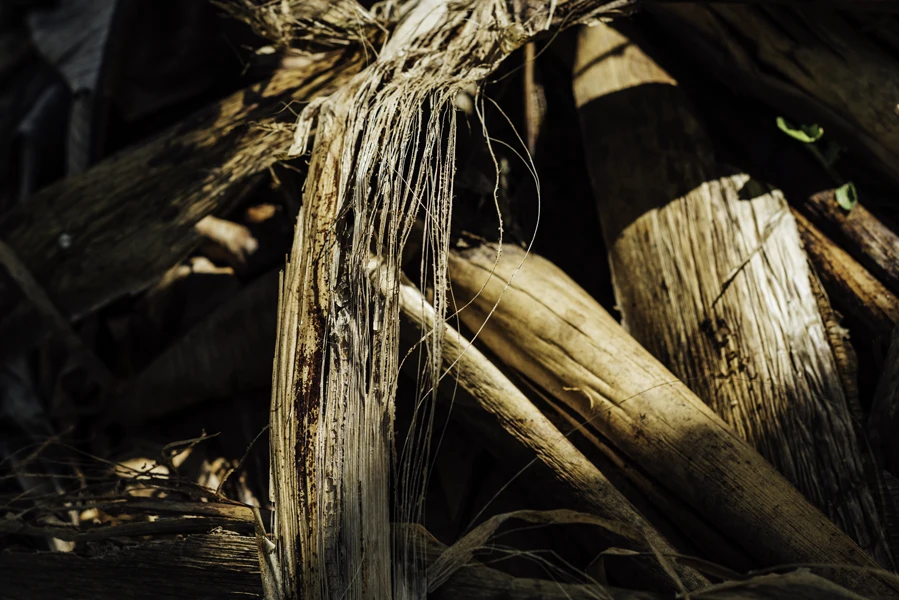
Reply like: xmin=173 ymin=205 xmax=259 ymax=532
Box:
xmin=776 ymin=116 xmax=824 ymax=143
xmin=835 ymin=182 xmax=858 ymax=211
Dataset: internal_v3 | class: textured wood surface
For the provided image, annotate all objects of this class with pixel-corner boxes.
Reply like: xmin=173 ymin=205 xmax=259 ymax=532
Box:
xmin=447 ymin=241 xmax=896 ymax=596
xmin=0 ymin=534 xmax=264 ymax=600
xmin=572 ymin=22 xmax=891 ymax=568
xmin=3 ymin=520 xmax=862 ymax=600
xmin=801 ymin=192 xmax=899 ymax=297
xmin=267 ymin=3 xmax=642 ymax=598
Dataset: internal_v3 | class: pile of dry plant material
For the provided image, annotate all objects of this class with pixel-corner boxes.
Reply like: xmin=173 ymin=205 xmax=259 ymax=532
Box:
xmin=2 ymin=0 xmax=899 ymax=598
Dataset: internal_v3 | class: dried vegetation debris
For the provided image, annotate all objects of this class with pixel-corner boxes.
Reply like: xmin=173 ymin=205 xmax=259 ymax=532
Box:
xmin=2 ymin=0 xmax=899 ymax=599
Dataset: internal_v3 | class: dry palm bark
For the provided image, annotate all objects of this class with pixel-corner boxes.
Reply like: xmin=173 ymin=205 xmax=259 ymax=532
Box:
xmin=0 ymin=47 xmax=362 ymax=359
xmin=447 ymin=240 xmax=897 ymax=596
xmin=645 ymin=4 xmax=899 ymax=189
xmin=572 ymin=22 xmax=891 ymax=567
xmin=266 ymin=2 xmax=637 ymax=598
xmin=396 ymin=276 xmax=706 ymax=591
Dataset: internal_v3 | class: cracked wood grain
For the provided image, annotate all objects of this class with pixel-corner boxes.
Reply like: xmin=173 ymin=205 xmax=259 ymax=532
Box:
xmin=572 ymin=22 xmax=892 ymax=569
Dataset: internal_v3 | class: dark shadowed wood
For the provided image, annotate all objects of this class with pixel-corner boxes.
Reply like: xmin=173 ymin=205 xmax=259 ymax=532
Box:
xmin=0 ymin=522 xmax=871 ymax=600
xmin=0 ymin=534 xmax=264 ymax=600
xmin=113 ymin=269 xmax=279 ymax=425
xmin=870 ymin=328 xmax=899 ymax=475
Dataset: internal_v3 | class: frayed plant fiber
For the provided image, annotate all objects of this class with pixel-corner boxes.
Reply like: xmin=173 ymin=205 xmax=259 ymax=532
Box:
xmin=253 ymin=1 xmax=638 ymax=599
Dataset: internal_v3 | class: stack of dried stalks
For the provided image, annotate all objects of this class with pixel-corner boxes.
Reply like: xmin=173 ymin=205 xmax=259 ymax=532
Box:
xmin=2 ymin=1 xmax=899 ymax=599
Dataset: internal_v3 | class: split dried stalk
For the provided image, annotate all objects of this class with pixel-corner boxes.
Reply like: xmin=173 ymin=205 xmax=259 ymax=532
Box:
xmin=447 ymin=240 xmax=896 ymax=596
xmin=572 ymin=22 xmax=891 ymax=567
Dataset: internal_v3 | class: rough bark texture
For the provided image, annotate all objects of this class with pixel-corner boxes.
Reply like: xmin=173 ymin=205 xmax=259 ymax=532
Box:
xmin=0 ymin=48 xmax=361 ymax=353
xmin=646 ymin=3 xmax=899 ymax=189
xmin=396 ymin=277 xmax=707 ymax=591
xmin=572 ymin=22 xmax=891 ymax=567
xmin=870 ymin=328 xmax=899 ymax=475
xmin=447 ymin=240 xmax=895 ymax=596
xmin=794 ymin=210 xmax=899 ymax=335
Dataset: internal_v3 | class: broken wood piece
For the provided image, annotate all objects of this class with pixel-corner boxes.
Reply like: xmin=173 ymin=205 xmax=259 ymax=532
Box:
xmin=793 ymin=210 xmax=899 ymax=336
xmin=572 ymin=21 xmax=891 ymax=568
xmin=447 ymin=240 xmax=896 ymax=596
xmin=396 ymin=276 xmax=707 ymax=591
xmin=0 ymin=46 xmax=363 ymax=350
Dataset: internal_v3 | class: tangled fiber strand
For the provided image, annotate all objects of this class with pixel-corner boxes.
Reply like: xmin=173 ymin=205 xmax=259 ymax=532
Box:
xmin=262 ymin=1 xmax=638 ymax=599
